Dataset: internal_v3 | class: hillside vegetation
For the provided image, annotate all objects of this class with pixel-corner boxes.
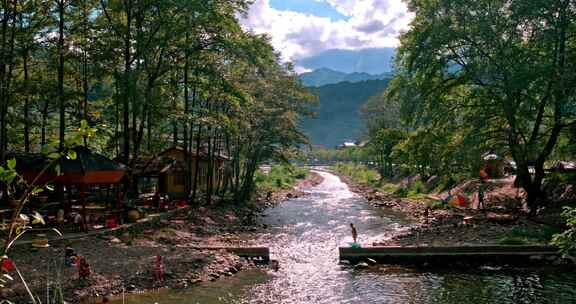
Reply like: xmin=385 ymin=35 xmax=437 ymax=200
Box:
xmin=300 ymin=79 xmax=392 ymax=148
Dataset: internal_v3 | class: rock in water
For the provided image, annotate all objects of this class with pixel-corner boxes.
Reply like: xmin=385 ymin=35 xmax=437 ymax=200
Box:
xmin=355 ymin=262 xmax=369 ymax=269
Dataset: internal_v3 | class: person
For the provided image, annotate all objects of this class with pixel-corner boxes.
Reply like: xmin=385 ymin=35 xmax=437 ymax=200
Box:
xmin=350 ymin=223 xmax=358 ymax=244
xmin=78 ymin=256 xmax=91 ymax=280
xmin=478 ymin=179 xmax=486 ymax=210
xmin=65 ymin=245 xmax=77 ymax=267
xmin=56 ymin=209 xmax=65 ymax=229
xmin=154 ymin=255 xmax=165 ymax=282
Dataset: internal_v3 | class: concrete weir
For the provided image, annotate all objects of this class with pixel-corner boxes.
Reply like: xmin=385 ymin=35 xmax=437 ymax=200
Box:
xmin=339 ymin=246 xmax=561 ymax=265
xmin=193 ymin=247 xmax=270 ymax=262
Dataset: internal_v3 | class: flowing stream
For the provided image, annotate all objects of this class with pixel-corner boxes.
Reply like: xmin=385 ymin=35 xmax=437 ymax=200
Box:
xmin=115 ymin=171 xmax=576 ymax=304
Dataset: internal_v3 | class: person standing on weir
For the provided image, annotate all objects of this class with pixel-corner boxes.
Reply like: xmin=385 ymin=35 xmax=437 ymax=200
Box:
xmin=350 ymin=223 xmax=358 ymax=244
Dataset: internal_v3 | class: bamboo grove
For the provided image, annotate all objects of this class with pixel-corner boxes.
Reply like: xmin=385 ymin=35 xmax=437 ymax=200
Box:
xmin=0 ymin=0 xmax=315 ymax=203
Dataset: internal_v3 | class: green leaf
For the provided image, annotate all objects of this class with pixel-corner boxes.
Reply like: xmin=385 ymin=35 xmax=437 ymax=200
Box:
xmin=67 ymin=150 xmax=77 ymax=160
xmin=55 ymin=164 xmax=61 ymax=176
xmin=31 ymin=212 xmax=45 ymax=225
xmin=48 ymin=152 xmax=61 ymax=160
xmin=7 ymin=159 xmax=16 ymax=170
xmin=46 ymin=185 xmax=54 ymax=191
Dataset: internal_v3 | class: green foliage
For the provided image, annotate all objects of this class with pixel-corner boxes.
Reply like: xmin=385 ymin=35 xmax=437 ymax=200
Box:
xmin=332 ymin=163 xmax=380 ymax=187
xmin=362 ymin=0 xmax=576 ymax=211
xmin=255 ymin=165 xmax=309 ymax=192
xmin=406 ymin=180 xmax=427 ymax=198
xmin=301 ymin=79 xmax=391 ymax=148
xmin=552 ymin=207 xmax=576 ymax=254
xmin=428 ymin=200 xmax=449 ymax=210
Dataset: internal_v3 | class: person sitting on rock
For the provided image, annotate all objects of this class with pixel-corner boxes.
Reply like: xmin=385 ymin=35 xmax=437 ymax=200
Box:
xmin=77 ymin=256 xmax=91 ymax=280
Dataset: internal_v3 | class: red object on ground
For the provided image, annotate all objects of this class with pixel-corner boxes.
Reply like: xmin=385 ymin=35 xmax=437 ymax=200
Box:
xmin=449 ymin=195 xmax=469 ymax=207
xmin=106 ymin=218 xmax=118 ymax=229
xmin=1 ymin=257 xmax=15 ymax=272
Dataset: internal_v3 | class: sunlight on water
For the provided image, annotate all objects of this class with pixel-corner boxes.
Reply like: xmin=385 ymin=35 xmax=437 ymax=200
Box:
xmin=118 ymin=171 xmax=576 ymax=304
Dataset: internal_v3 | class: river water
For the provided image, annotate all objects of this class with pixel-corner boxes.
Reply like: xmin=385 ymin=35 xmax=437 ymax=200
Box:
xmin=116 ymin=171 xmax=576 ymax=304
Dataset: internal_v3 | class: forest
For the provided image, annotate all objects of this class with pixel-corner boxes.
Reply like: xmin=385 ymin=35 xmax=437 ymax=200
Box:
xmin=0 ymin=0 xmax=314 ymax=203
xmin=358 ymin=0 xmax=576 ymax=215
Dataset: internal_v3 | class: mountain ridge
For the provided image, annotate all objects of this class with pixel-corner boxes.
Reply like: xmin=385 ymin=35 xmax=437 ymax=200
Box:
xmin=300 ymin=78 xmax=393 ymax=148
xmin=300 ymin=68 xmax=393 ymax=87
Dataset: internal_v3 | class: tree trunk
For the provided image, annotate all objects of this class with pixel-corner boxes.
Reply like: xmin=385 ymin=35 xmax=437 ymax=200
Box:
xmin=122 ymin=0 xmax=133 ymax=163
xmin=23 ymin=49 xmax=30 ymax=152
xmin=57 ymin=0 xmax=65 ymax=151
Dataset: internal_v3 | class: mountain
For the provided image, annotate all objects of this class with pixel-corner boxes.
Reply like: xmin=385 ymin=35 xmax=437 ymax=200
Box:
xmin=299 ymin=68 xmax=392 ymax=87
xmin=296 ymin=48 xmax=396 ymax=75
xmin=300 ymin=78 xmax=392 ymax=148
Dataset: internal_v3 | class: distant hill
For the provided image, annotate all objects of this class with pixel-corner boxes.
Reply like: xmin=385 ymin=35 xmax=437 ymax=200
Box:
xmin=300 ymin=78 xmax=392 ymax=148
xmin=296 ymin=48 xmax=396 ymax=75
xmin=299 ymin=68 xmax=393 ymax=87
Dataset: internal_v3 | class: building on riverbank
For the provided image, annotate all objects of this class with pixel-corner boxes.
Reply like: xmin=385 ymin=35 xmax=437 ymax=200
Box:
xmin=133 ymin=146 xmax=229 ymax=199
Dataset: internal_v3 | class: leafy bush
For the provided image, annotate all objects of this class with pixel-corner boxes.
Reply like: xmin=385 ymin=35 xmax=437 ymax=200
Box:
xmin=552 ymin=207 xmax=576 ymax=254
xmin=256 ymin=165 xmax=309 ymax=192
xmin=332 ymin=163 xmax=381 ymax=187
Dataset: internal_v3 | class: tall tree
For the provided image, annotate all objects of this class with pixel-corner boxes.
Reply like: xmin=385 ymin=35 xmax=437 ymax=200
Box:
xmin=392 ymin=0 xmax=576 ymax=212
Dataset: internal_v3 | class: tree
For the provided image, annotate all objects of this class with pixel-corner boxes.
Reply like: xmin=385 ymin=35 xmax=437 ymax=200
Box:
xmin=394 ymin=0 xmax=576 ymax=213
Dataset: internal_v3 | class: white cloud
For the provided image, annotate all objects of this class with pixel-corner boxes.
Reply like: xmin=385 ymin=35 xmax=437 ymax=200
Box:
xmin=240 ymin=0 xmax=413 ymax=62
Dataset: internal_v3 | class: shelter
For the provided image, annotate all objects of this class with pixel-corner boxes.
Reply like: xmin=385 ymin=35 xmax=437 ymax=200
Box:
xmin=10 ymin=147 xmax=126 ymax=230
xmin=134 ymin=147 xmax=228 ymax=199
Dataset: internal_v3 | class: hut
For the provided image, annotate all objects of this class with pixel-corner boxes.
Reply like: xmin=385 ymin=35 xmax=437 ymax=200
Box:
xmin=134 ymin=147 xmax=228 ymax=199
xmin=10 ymin=147 xmax=126 ymax=230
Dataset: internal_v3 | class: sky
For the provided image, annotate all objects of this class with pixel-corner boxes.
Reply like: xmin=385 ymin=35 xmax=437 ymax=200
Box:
xmin=240 ymin=0 xmax=414 ymax=73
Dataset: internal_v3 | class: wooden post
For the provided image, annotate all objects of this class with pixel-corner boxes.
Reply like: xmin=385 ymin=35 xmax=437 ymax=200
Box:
xmin=80 ymin=184 xmax=88 ymax=232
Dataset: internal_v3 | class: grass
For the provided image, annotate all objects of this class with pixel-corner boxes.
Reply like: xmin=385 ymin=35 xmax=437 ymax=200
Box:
xmin=255 ymin=164 xmax=309 ymax=192
xmin=332 ymin=163 xmax=381 ymax=188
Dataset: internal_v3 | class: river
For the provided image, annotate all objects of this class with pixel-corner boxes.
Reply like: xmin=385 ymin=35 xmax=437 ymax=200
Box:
xmin=115 ymin=171 xmax=576 ymax=304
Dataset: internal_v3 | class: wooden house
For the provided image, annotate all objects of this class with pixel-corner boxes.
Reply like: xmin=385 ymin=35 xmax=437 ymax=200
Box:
xmin=134 ymin=147 xmax=228 ymax=199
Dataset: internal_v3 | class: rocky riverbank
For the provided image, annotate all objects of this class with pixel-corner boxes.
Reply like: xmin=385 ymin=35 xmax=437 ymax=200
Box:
xmin=5 ymin=171 xmax=324 ymax=303
xmin=333 ymin=171 xmax=560 ymax=248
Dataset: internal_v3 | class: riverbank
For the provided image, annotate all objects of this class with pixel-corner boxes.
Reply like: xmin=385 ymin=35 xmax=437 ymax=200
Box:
xmin=331 ymin=170 xmax=563 ymax=248
xmin=5 ymin=170 xmax=324 ymax=303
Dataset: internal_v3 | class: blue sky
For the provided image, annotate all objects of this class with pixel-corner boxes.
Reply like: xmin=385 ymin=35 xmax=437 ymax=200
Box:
xmin=241 ymin=0 xmax=414 ymax=73
xmin=269 ymin=0 xmax=350 ymax=22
